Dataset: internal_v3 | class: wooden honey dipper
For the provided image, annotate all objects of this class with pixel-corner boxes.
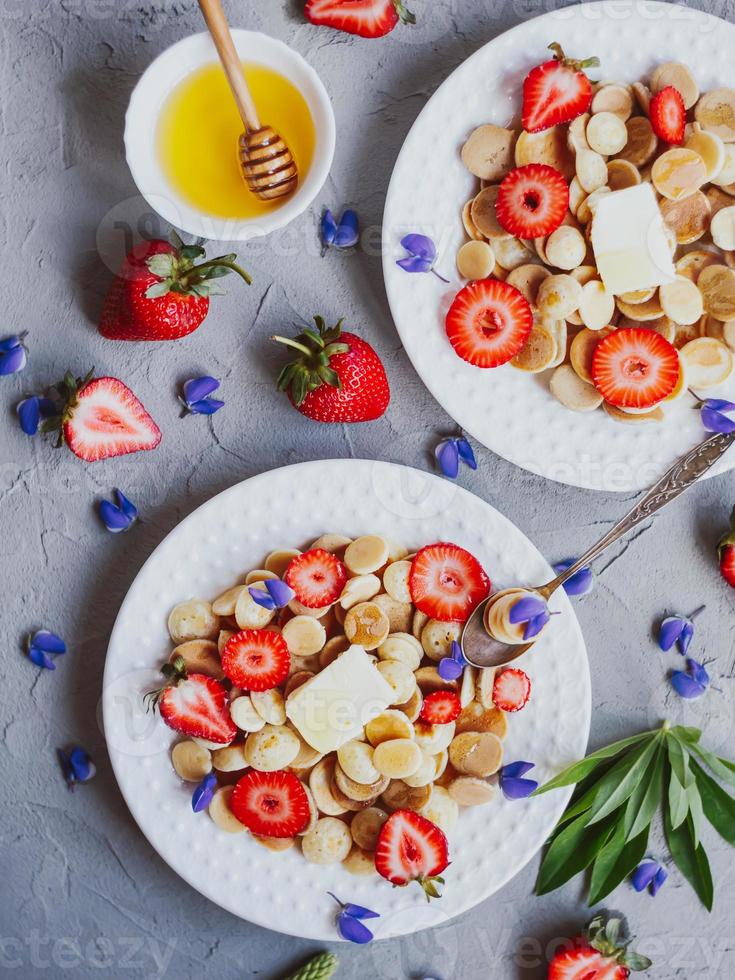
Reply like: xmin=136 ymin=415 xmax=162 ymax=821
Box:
xmin=198 ymin=0 xmax=298 ymax=202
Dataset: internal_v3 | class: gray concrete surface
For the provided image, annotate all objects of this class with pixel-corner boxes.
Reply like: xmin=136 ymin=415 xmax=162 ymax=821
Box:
xmin=1 ymin=1 xmax=734 ymax=977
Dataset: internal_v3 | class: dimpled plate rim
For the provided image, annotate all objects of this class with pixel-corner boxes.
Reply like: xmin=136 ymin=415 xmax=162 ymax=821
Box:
xmin=103 ymin=459 xmax=590 ymax=940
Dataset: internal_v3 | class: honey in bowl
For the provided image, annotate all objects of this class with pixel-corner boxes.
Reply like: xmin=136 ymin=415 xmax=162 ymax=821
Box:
xmin=157 ymin=62 xmax=315 ymax=219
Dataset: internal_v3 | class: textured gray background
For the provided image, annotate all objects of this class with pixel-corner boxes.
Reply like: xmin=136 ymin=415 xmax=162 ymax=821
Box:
xmin=1 ymin=0 xmax=734 ymax=977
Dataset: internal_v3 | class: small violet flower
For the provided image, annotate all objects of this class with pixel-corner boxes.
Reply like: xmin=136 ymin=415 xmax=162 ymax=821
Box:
xmin=17 ymin=395 xmax=56 ymax=436
xmin=0 ymin=333 xmax=27 ymax=375
xmin=396 ymin=234 xmax=449 ymax=283
xmin=508 ymin=594 xmax=552 ymax=641
xmin=435 ymin=435 xmax=477 ymax=479
xmin=700 ymin=399 xmax=735 ymax=435
xmin=57 ymin=747 xmax=96 ymax=789
xmin=499 ymin=761 xmax=538 ymax=800
xmin=192 ymin=772 xmax=218 ymax=813
xmin=671 ymin=658 xmax=710 ymax=699
xmin=180 ymin=376 xmax=224 ymax=416
xmin=552 ymin=559 xmax=594 ymax=597
xmin=99 ymin=489 xmax=138 ymax=533
xmin=658 ymin=606 xmax=704 ymax=655
xmin=26 ymin=630 xmax=67 ymax=670
xmin=328 ymin=893 xmax=379 ymax=945
xmin=438 ymin=639 xmax=467 ymax=682
xmin=321 ymin=209 xmax=360 ymax=253
xmin=248 ymin=578 xmax=295 ymax=610
xmin=631 ymin=859 xmax=668 ymax=897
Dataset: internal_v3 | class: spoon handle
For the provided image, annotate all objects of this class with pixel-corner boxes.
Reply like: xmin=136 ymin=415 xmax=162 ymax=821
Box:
xmin=538 ymin=431 xmax=735 ymax=599
xmin=198 ymin=0 xmax=261 ymax=131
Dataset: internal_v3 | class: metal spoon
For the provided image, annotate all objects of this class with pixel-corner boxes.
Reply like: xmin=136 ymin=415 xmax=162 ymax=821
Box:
xmin=462 ymin=431 xmax=735 ymax=669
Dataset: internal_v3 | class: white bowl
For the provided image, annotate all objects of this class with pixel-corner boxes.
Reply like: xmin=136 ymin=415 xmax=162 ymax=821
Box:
xmin=124 ymin=30 xmax=335 ymax=242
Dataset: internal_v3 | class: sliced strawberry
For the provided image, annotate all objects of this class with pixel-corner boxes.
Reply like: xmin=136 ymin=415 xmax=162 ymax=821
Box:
xmin=230 ymin=770 xmax=311 ymax=838
xmin=63 ymin=376 xmax=162 ymax=461
xmin=304 ymin=0 xmax=414 ymax=38
xmin=409 ymin=542 xmax=490 ymax=623
xmin=284 ymin=548 xmax=348 ymax=608
xmin=548 ymin=946 xmax=629 ymax=980
xmin=650 ymin=85 xmax=685 ymax=144
xmin=721 ymin=545 xmax=735 ymax=589
xmin=521 ymin=43 xmax=598 ymax=133
xmin=492 ymin=668 xmax=531 ymax=712
xmin=496 ymin=164 xmax=569 ymax=238
xmin=591 ymin=328 xmax=680 ymax=409
xmin=445 ymin=279 xmax=533 ymax=369
xmin=420 ymin=690 xmax=462 ymax=725
xmin=375 ymin=809 xmax=449 ymax=898
xmin=221 ymin=629 xmax=290 ymax=691
xmin=156 ymin=673 xmax=237 ymax=744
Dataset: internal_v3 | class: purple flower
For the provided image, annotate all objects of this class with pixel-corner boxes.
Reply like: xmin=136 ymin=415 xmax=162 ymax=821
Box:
xmin=438 ymin=639 xmax=467 ymax=681
xmin=16 ymin=395 xmax=56 ymax=436
xmin=321 ymin=209 xmax=359 ymax=252
xmin=508 ymin=594 xmax=551 ymax=640
xmin=328 ymin=893 xmax=379 ymax=945
xmin=658 ymin=606 xmax=704 ymax=655
xmin=57 ymin=747 xmax=96 ymax=789
xmin=499 ymin=761 xmax=538 ymax=800
xmin=192 ymin=772 xmax=218 ymax=813
xmin=26 ymin=630 xmax=67 ymax=670
xmin=0 ymin=333 xmax=27 ymax=375
xmin=397 ymin=233 xmax=449 ymax=283
xmin=181 ymin=376 xmax=224 ymax=416
xmin=700 ymin=399 xmax=735 ymax=434
xmin=99 ymin=489 xmax=138 ymax=533
xmin=435 ymin=435 xmax=477 ymax=479
xmin=552 ymin=559 xmax=594 ymax=597
xmin=671 ymin=658 xmax=710 ymax=699
xmin=631 ymin=859 xmax=668 ymax=896
xmin=248 ymin=578 xmax=295 ymax=610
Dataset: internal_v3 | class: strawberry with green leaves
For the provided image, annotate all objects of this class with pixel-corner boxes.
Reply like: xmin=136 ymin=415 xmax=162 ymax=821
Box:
xmin=273 ymin=316 xmax=390 ymax=423
xmin=305 ymin=0 xmax=415 ymax=38
xmin=99 ymin=232 xmax=251 ymax=342
xmin=548 ymin=912 xmax=651 ymax=979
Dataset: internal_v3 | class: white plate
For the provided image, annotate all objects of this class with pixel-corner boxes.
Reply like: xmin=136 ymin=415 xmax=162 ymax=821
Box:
xmin=383 ymin=0 xmax=735 ymax=492
xmin=103 ymin=459 xmax=589 ymax=940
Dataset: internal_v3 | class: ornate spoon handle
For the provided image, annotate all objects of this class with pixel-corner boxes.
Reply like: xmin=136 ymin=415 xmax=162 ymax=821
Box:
xmin=538 ymin=432 xmax=735 ymax=600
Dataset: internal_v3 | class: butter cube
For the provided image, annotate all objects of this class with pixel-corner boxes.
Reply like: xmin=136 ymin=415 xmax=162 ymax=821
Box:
xmin=590 ymin=183 xmax=675 ymax=295
xmin=285 ymin=644 xmax=394 ymax=754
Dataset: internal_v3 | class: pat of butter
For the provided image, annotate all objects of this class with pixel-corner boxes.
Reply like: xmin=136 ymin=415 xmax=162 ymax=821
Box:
xmin=285 ymin=644 xmax=394 ymax=754
xmin=590 ymin=184 xmax=676 ymax=295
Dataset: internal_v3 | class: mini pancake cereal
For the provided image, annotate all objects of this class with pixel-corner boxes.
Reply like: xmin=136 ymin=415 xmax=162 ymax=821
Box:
xmin=145 ymin=535 xmax=537 ymax=890
xmin=446 ymin=48 xmax=734 ymax=419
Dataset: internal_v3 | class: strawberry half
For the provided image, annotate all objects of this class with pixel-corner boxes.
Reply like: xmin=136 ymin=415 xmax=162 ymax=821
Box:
xmin=304 ymin=0 xmax=415 ymax=38
xmin=548 ymin=911 xmax=651 ymax=979
xmin=521 ymin=43 xmax=599 ymax=133
xmin=445 ymin=279 xmax=533 ymax=369
xmin=409 ymin=542 xmax=491 ymax=623
xmin=284 ymin=548 xmax=348 ymax=608
xmin=375 ymin=809 xmax=449 ymax=899
xmin=592 ymin=328 xmax=680 ymax=409
xmin=496 ymin=164 xmax=569 ymax=238
xmin=230 ymin=770 xmax=311 ymax=837
xmin=718 ymin=507 xmax=735 ymax=589
xmin=146 ymin=657 xmax=236 ymax=744
xmin=650 ymin=85 xmax=685 ymax=144
xmin=420 ymin=690 xmax=462 ymax=725
xmin=492 ymin=668 xmax=531 ymax=712
xmin=221 ymin=629 xmax=291 ymax=691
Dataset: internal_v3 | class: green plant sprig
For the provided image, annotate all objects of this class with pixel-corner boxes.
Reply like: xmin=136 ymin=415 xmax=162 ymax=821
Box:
xmin=534 ymin=721 xmax=735 ymax=910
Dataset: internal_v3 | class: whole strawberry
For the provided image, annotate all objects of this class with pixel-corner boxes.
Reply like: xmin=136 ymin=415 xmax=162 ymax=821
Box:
xmin=273 ymin=316 xmax=390 ymax=423
xmin=719 ymin=506 xmax=735 ymax=589
xmin=548 ymin=911 xmax=651 ymax=979
xmin=99 ymin=232 xmax=251 ymax=342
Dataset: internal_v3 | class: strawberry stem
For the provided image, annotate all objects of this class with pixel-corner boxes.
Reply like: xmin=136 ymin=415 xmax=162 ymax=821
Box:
xmin=272 ymin=335 xmax=313 ymax=357
xmin=188 ymin=258 xmax=253 ymax=286
xmin=548 ymin=41 xmax=600 ymax=73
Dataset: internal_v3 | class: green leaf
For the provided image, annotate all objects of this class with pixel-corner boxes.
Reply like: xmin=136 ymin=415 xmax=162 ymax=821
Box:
xmin=587 ymin=736 xmax=660 ymax=825
xmin=276 ymin=362 xmax=298 ymax=392
xmin=665 ymin=807 xmax=714 ymax=911
xmin=668 ymin=771 xmax=689 ymax=830
xmin=627 ymin=744 xmax=665 ymax=841
xmin=169 ymin=228 xmax=184 ymax=250
xmin=667 ymin=733 xmax=693 ymax=788
xmin=316 ymin=365 xmax=341 ymax=388
xmin=147 ymin=253 xmax=176 ymax=278
xmin=689 ymin=743 xmax=735 ymax=789
xmin=556 ymin=756 xmax=621 ymax=826
xmin=291 ymin=368 xmax=308 ymax=407
xmin=624 ymin=952 xmax=654 ymax=972
xmin=690 ymin=757 xmax=735 ymax=846
xmin=587 ymin=824 xmax=649 ymax=906
xmin=198 ymin=264 xmax=233 ymax=280
xmin=145 ymin=281 xmax=172 ymax=298
xmin=536 ymin=812 xmax=614 ymax=896
xmin=687 ymin=778 xmax=705 ymax=848
xmin=534 ymin=731 xmax=655 ymax=795
xmin=179 ymin=244 xmax=205 ymax=260
xmin=671 ymin=725 xmax=702 ymax=745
